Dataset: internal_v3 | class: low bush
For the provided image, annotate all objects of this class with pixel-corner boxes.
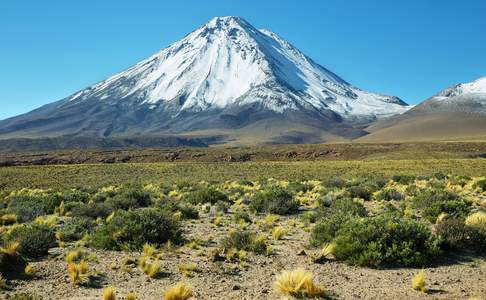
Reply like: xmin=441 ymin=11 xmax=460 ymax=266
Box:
xmin=332 ymin=215 xmax=440 ymax=267
xmin=345 ymin=185 xmax=372 ymax=201
xmin=2 ymin=224 xmax=56 ymax=258
xmin=412 ymin=188 xmax=458 ymax=210
xmin=185 ymin=187 xmax=228 ymax=205
xmin=474 ymin=179 xmax=486 ymax=191
xmin=7 ymin=194 xmax=62 ymax=223
xmin=328 ymin=198 xmax=367 ymax=217
xmin=435 ymin=218 xmax=471 ymax=250
xmin=220 ymin=230 xmax=267 ymax=254
xmin=310 ymin=213 xmax=353 ymax=247
xmin=392 ymin=175 xmax=415 ymax=185
xmin=69 ymin=202 xmax=112 ymax=219
xmin=233 ymin=210 xmax=252 ymax=223
xmin=375 ymin=188 xmax=404 ymax=201
xmin=250 ymin=186 xmax=297 ymax=215
xmin=325 ymin=178 xmax=345 ymax=189
xmin=57 ymin=217 xmax=95 ymax=242
xmin=103 ymin=184 xmax=152 ymax=210
xmin=90 ymin=208 xmax=183 ymax=251
xmin=422 ymin=200 xmax=470 ymax=223
xmin=176 ymin=203 xmax=199 ymax=220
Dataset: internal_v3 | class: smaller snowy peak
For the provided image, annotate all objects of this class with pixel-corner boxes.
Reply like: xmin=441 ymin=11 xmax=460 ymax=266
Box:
xmin=436 ymin=76 xmax=486 ymax=99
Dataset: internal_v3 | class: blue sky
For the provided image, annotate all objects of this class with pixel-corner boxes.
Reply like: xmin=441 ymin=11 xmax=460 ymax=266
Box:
xmin=1 ymin=0 xmax=485 ymax=120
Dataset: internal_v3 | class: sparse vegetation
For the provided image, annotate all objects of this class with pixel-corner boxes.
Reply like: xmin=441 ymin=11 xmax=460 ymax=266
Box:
xmin=1 ymin=159 xmax=486 ymax=298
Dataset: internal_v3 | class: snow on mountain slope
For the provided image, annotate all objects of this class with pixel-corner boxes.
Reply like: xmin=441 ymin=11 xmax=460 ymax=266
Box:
xmin=68 ymin=16 xmax=409 ymax=119
xmin=434 ymin=76 xmax=486 ymax=100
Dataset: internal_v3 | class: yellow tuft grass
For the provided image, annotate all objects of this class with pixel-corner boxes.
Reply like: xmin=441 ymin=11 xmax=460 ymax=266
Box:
xmin=272 ymin=226 xmax=287 ymax=240
xmin=65 ymin=250 xmax=83 ymax=263
xmin=126 ymin=292 xmax=137 ymax=300
xmin=274 ymin=268 xmax=326 ymax=298
xmin=67 ymin=263 xmax=84 ymax=285
xmin=2 ymin=241 xmax=20 ymax=255
xmin=79 ymin=260 xmax=89 ymax=274
xmin=411 ymin=270 xmax=427 ymax=293
xmin=24 ymin=264 xmax=37 ymax=277
xmin=178 ymin=263 xmax=198 ymax=277
xmin=143 ymin=243 xmax=158 ymax=258
xmin=465 ymin=211 xmax=486 ymax=231
xmin=138 ymin=257 xmax=161 ymax=278
xmin=102 ymin=286 xmax=117 ymax=300
xmin=164 ymin=282 xmax=193 ymax=300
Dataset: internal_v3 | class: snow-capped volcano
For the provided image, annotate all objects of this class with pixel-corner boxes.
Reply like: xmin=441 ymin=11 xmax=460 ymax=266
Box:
xmin=0 ymin=16 xmax=410 ymax=144
xmin=68 ymin=16 xmax=408 ymax=118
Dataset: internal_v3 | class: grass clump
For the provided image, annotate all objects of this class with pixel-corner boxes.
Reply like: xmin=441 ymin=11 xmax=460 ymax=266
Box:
xmin=2 ymin=223 xmax=56 ymax=258
xmin=102 ymin=286 xmax=117 ymax=300
xmin=272 ymin=226 xmax=287 ymax=240
xmin=411 ymin=270 xmax=427 ymax=293
xmin=250 ymin=186 xmax=297 ymax=215
xmin=90 ymin=208 xmax=182 ymax=251
xmin=67 ymin=262 xmax=88 ymax=285
xmin=465 ymin=211 xmax=486 ymax=231
xmin=274 ymin=268 xmax=327 ymax=298
xmin=164 ymin=282 xmax=193 ymax=300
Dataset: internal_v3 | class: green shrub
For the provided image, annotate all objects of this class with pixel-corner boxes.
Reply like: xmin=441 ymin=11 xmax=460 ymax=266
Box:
xmin=392 ymin=175 xmax=415 ymax=185
xmin=375 ymin=188 xmax=404 ymax=201
xmin=325 ymin=178 xmax=345 ymax=189
xmin=3 ymin=224 xmax=56 ymax=258
xmin=435 ymin=218 xmax=471 ymax=250
xmin=310 ymin=213 xmax=353 ymax=247
xmin=422 ymin=200 xmax=470 ymax=223
xmin=185 ymin=187 xmax=228 ymax=205
xmin=332 ymin=215 xmax=439 ymax=267
xmin=412 ymin=188 xmax=458 ymax=210
xmin=328 ymin=198 xmax=367 ymax=217
xmin=220 ymin=230 xmax=266 ymax=254
xmin=57 ymin=217 xmax=95 ymax=242
xmin=474 ymin=179 xmax=486 ymax=192
xmin=287 ymin=181 xmax=312 ymax=193
xmin=70 ymin=202 xmax=112 ymax=219
xmin=103 ymin=185 xmax=152 ymax=210
xmin=299 ymin=211 xmax=318 ymax=224
xmin=7 ymin=194 xmax=62 ymax=222
xmin=214 ymin=200 xmax=230 ymax=213
xmin=233 ymin=210 xmax=252 ymax=223
xmin=90 ymin=208 xmax=182 ymax=251
xmin=250 ymin=186 xmax=297 ymax=215
xmin=345 ymin=185 xmax=372 ymax=201
xmin=176 ymin=203 xmax=199 ymax=220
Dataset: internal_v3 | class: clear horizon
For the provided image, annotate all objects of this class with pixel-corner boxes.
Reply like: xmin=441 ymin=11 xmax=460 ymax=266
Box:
xmin=1 ymin=0 xmax=485 ymax=120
